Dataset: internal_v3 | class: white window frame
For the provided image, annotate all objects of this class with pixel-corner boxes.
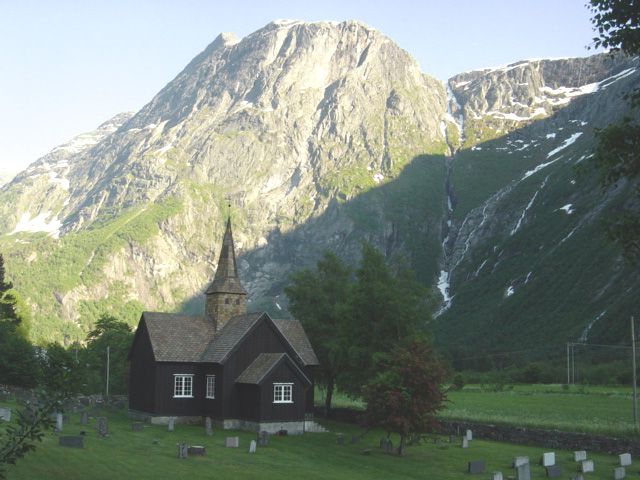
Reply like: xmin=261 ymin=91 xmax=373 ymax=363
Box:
xmin=173 ymin=374 xmax=194 ymax=398
xmin=206 ymin=375 xmax=215 ymax=399
xmin=273 ymin=383 xmax=293 ymax=404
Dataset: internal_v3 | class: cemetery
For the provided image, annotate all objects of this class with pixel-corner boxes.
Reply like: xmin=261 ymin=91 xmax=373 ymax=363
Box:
xmin=1 ymin=393 xmax=639 ymax=479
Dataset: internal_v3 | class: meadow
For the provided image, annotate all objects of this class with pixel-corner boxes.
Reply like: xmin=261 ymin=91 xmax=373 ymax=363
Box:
xmin=1 ymin=399 xmax=636 ymax=480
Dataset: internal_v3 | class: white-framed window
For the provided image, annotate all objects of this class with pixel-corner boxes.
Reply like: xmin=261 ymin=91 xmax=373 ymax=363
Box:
xmin=273 ymin=383 xmax=293 ymax=403
xmin=173 ymin=374 xmax=194 ymax=398
xmin=206 ymin=375 xmax=215 ymax=399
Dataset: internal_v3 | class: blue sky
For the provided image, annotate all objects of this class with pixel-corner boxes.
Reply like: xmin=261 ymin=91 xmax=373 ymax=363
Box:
xmin=0 ymin=0 xmax=600 ymax=172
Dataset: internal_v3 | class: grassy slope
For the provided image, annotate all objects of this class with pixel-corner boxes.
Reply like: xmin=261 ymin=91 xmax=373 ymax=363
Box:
xmin=1 ymin=399 xmax=630 ymax=480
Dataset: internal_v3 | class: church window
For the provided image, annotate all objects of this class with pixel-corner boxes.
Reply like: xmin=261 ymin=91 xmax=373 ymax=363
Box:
xmin=235 ymin=298 xmax=240 ymax=305
xmin=273 ymin=383 xmax=293 ymax=403
xmin=225 ymin=298 xmax=230 ymax=304
xmin=206 ymin=375 xmax=215 ymax=399
xmin=173 ymin=374 xmax=194 ymax=398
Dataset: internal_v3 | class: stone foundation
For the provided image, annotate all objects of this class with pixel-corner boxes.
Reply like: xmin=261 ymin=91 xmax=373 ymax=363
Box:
xmin=222 ymin=418 xmax=306 ymax=434
xmin=128 ymin=409 xmax=202 ymax=425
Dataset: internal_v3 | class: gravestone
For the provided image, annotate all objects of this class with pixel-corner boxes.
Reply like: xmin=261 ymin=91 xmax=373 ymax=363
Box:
xmin=580 ymin=460 xmax=594 ymax=473
xmin=461 ymin=437 xmax=469 ymax=448
xmin=336 ymin=433 xmax=344 ymax=445
xmin=491 ymin=472 xmax=503 ymax=480
xmin=205 ymin=417 xmax=213 ymax=436
xmin=619 ymin=453 xmax=632 ymax=467
xmin=380 ymin=438 xmax=393 ymax=454
xmin=80 ymin=411 xmax=88 ymax=425
xmin=58 ymin=436 xmax=84 ymax=448
xmin=249 ymin=440 xmax=257 ymax=454
xmin=574 ymin=451 xmax=587 ymax=462
xmin=466 ymin=429 xmax=473 ymax=440
xmin=131 ymin=422 xmax=144 ymax=432
xmin=257 ymin=431 xmax=269 ymax=447
xmin=546 ymin=465 xmax=562 ymax=478
xmin=614 ymin=466 xmax=626 ymax=480
xmin=542 ymin=452 xmax=555 ymax=467
xmin=188 ymin=445 xmax=205 ymax=456
xmin=0 ymin=407 xmax=10 ymax=422
xmin=515 ymin=462 xmax=531 ymax=480
xmin=96 ymin=417 xmax=108 ymax=437
xmin=177 ymin=442 xmax=188 ymax=459
xmin=467 ymin=460 xmax=485 ymax=474
xmin=225 ymin=436 xmax=239 ymax=448
xmin=55 ymin=413 xmax=63 ymax=432
xmin=361 ymin=449 xmax=372 ymax=455
xmin=513 ymin=456 xmax=529 ymax=468
xmin=167 ymin=417 xmax=174 ymax=432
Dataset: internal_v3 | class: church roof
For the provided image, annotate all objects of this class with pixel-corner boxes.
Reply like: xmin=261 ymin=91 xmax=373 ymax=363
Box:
xmin=235 ymin=352 xmax=311 ymax=386
xmin=141 ymin=310 xmax=319 ymax=366
xmin=206 ymin=218 xmax=247 ymax=295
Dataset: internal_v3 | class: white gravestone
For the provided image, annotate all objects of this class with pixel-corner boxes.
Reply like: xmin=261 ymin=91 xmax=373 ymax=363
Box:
xmin=513 ymin=456 xmax=529 ymax=468
xmin=515 ymin=462 xmax=531 ymax=480
xmin=461 ymin=437 xmax=468 ymax=448
xmin=574 ymin=451 xmax=587 ymax=462
xmin=465 ymin=429 xmax=473 ymax=440
xmin=0 ymin=407 xmax=10 ymax=422
xmin=248 ymin=440 xmax=256 ymax=453
xmin=167 ymin=417 xmax=174 ymax=432
xmin=542 ymin=452 xmax=555 ymax=467
xmin=55 ymin=413 xmax=63 ymax=432
xmin=580 ymin=460 xmax=594 ymax=473
xmin=619 ymin=453 xmax=631 ymax=467
xmin=492 ymin=472 xmax=503 ymax=480
xmin=614 ymin=466 xmax=626 ymax=480
xmin=225 ymin=436 xmax=239 ymax=448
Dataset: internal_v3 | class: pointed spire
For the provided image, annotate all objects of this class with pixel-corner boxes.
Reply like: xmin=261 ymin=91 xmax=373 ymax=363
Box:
xmin=206 ymin=217 xmax=247 ymax=295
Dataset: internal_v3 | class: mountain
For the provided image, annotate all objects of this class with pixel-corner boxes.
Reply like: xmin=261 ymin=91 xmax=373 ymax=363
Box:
xmin=0 ymin=21 xmax=637 ymax=357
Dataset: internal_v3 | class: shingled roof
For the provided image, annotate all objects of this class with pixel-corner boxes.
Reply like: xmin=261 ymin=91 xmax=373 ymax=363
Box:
xmin=142 ymin=312 xmax=214 ymax=362
xmin=272 ymin=319 xmax=319 ymax=366
xmin=206 ymin=218 xmax=247 ymax=295
xmin=199 ymin=312 xmax=264 ymax=363
xmin=235 ymin=352 xmax=311 ymax=386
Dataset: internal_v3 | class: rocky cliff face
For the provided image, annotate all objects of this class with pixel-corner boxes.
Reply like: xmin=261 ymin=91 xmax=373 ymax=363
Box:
xmin=0 ymin=21 xmax=637 ymax=352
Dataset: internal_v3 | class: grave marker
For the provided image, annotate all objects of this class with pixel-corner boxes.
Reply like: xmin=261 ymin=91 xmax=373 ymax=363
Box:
xmin=58 ymin=436 xmax=84 ymax=448
xmin=131 ymin=422 xmax=144 ymax=432
xmin=466 ymin=429 xmax=473 ymax=440
xmin=461 ymin=437 xmax=469 ymax=448
xmin=96 ymin=417 xmax=108 ymax=437
xmin=513 ymin=456 xmax=529 ymax=468
xmin=225 ymin=436 xmax=239 ymax=448
xmin=574 ymin=451 xmax=587 ymax=462
xmin=619 ymin=453 xmax=631 ymax=467
xmin=249 ymin=440 xmax=257 ymax=453
xmin=614 ymin=466 xmax=626 ymax=480
xmin=205 ymin=417 xmax=212 ymax=436
xmin=515 ymin=462 xmax=531 ymax=480
xmin=188 ymin=445 xmax=205 ymax=456
xmin=0 ymin=407 xmax=11 ymax=422
xmin=546 ymin=465 xmax=562 ymax=478
xmin=55 ymin=413 xmax=63 ymax=432
xmin=177 ymin=442 xmax=188 ymax=459
xmin=80 ymin=411 xmax=88 ymax=425
xmin=336 ymin=433 xmax=344 ymax=445
xmin=168 ymin=417 xmax=174 ymax=432
xmin=467 ymin=460 xmax=485 ymax=474
xmin=542 ymin=452 xmax=555 ymax=467
xmin=491 ymin=472 xmax=503 ymax=480
xmin=257 ymin=431 xmax=269 ymax=446
xmin=580 ymin=460 xmax=594 ymax=473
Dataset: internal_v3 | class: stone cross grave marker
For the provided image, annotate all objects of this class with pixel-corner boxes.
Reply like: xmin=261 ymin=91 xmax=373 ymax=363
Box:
xmin=205 ymin=417 xmax=212 ymax=436
xmin=542 ymin=452 xmax=555 ymax=467
xmin=466 ymin=429 xmax=473 ymax=440
xmin=176 ymin=442 xmax=188 ymax=459
xmin=614 ymin=466 xmax=626 ymax=480
xmin=336 ymin=433 xmax=344 ymax=445
xmin=467 ymin=460 xmax=485 ymax=474
xmin=80 ymin=411 xmax=88 ymax=425
xmin=515 ymin=462 xmax=531 ymax=480
xmin=168 ymin=417 xmax=175 ymax=432
xmin=580 ymin=459 xmax=594 ymax=473
xmin=96 ymin=417 xmax=108 ymax=437
xmin=461 ymin=437 xmax=469 ymax=448
xmin=59 ymin=436 xmax=84 ymax=448
xmin=574 ymin=451 xmax=587 ymax=462
xmin=257 ymin=430 xmax=269 ymax=447
xmin=619 ymin=453 xmax=632 ymax=467
xmin=55 ymin=413 xmax=63 ymax=433
xmin=546 ymin=465 xmax=562 ymax=478
xmin=225 ymin=436 xmax=239 ymax=448
xmin=0 ymin=407 xmax=11 ymax=422
xmin=131 ymin=422 xmax=143 ymax=432
xmin=513 ymin=456 xmax=529 ymax=468
xmin=491 ymin=472 xmax=503 ymax=480
xmin=249 ymin=440 xmax=257 ymax=453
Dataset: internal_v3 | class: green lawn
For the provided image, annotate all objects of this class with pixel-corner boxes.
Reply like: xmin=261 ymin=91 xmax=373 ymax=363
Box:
xmin=444 ymin=384 xmax=638 ymax=437
xmin=2 ymin=401 xmax=636 ymax=480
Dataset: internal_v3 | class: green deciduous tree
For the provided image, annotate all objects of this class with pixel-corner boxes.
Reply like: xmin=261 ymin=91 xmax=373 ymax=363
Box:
xmin=285 ymin=252 xmax=352 ymax=416
xmin=362 ymin=340 xmax=448 ymax=455
xmin=0 ymin=322 xmax=40 ymax=388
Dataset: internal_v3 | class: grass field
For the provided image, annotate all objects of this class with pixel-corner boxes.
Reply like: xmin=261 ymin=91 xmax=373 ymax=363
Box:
xmin=443 ymin=384 xmax=638 ymax=437
xmin=1 ymin=400 xmax=636 ymax=480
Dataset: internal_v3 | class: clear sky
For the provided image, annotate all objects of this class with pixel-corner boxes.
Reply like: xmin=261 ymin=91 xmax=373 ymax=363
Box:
xmin=0 ymin=0 xmax=601 ymax=174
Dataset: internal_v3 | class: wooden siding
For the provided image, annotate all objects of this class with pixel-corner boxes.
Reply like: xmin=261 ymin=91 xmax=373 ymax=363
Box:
xmin=128 ymin=322 xmax=156 ymax=413
xmin=258 ymin=361 xmax=307 ymax=422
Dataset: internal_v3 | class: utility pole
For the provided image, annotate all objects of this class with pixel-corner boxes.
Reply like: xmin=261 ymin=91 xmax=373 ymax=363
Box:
xmin=106 ymin=345 xmax=110 ymax=399
xmin=632 ymin=317 xmax=637 ymax=429
xmin=566 ymin=343 xmax=570 ymax=385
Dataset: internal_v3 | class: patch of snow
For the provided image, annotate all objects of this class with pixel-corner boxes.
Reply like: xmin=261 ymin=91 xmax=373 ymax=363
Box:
xmin=547 ymin=132 xmax=583 ymax=158
xmin=437 ymin=270 xmax=451 ymax=304
xmin=559 ymin=204 xmax=574 ymax=214
xmin=10 ymin=212 xmax=62 ymax=238
xmin=578 ymin=311 xmax=606 ymax=342
xmin=487 ymin=107 xmax=546 ymax=122
xmin=439 ymin=120 xmax=447 ymax=138
xmin=156 ymin=144 xmax=173 ymax=154
xmin=474 ymin=258 xmax=488 ymax=276
xmin=560 ymin=226 xmax=579 ymax=244
xmin=506 ymin=286 xmax=515 ymax=297
xmin=372 ymin=173 xmax=384 ymax=183
xmin=524 ymin=271 xmax=532 ymax=284
xmin=275 ymin=301 xmax=282 ymax=310
xmin=570 ymin=179 xmax=576 ymax=185
xmin=511 ymin=176 xmax=548 ymax=235
xmin=546 ymin=133 xmax=556 ymax=139
xmin=446 ymin=83 xmax=464 ymax=139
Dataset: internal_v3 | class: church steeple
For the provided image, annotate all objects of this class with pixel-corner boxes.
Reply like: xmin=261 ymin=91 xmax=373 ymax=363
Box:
xmin=205 ymin=217 xmax=247 ymax=330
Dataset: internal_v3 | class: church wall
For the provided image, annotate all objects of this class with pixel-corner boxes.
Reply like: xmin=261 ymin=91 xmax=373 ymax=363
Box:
xmin=154 ymin=362 xmax=203 ymax=416
xmin=128 ymin=323 xmax=156 ymax=413
xmin=258 ymin=361 xmax=307 ymax=422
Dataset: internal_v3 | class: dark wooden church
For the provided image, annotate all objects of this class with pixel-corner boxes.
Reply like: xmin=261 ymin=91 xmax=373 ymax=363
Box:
xmin=128 ymin=218 xmax=319 ymax=433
